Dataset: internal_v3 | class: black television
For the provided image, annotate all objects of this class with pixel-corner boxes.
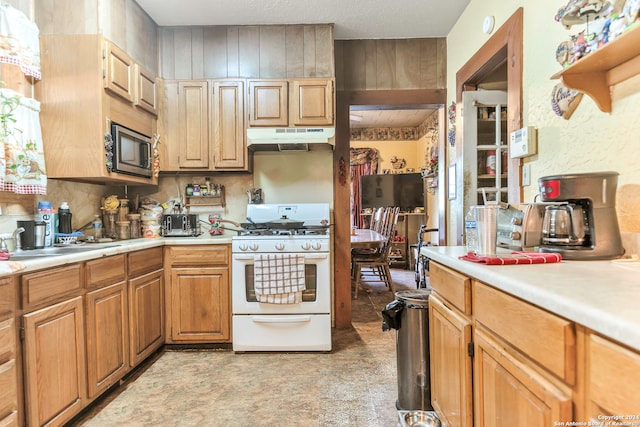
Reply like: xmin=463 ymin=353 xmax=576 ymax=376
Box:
xmin=360 ymin=173 xmax=425 ymax=212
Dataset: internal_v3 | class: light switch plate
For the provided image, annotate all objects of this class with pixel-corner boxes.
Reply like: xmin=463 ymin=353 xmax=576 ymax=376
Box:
xmin=510 ymin=126 xmax=537 ymax=158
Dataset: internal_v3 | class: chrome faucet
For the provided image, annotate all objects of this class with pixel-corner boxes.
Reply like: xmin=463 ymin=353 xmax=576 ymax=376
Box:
xmin=13 ymin=227 xmax=25 ymax=251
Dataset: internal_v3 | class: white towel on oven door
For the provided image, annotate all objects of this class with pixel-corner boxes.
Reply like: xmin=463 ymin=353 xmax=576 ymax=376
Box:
xmin=254 ymin=254 xmax=306 ymax=304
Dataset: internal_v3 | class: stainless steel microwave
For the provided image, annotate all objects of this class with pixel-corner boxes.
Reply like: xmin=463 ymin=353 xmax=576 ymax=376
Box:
xmin=111 ymin=123 xmax=152 ymax=178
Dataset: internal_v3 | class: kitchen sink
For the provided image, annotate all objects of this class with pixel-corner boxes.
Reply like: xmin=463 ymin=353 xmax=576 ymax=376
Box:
xmin=8 ymin=243 xmax=122 ymax=261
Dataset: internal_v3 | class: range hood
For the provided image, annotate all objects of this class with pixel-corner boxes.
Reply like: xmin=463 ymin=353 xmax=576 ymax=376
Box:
xmin=247 ymin=127 xmax=335 ymax=152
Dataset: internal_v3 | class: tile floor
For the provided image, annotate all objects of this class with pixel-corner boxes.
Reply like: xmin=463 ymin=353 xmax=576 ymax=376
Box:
xmin=69 ymin=269 xmax=422 ymax=427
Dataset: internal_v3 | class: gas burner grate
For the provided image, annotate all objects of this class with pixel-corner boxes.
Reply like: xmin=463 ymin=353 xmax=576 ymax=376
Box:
xmin=236 ymin=226 xmax=329 ymax=237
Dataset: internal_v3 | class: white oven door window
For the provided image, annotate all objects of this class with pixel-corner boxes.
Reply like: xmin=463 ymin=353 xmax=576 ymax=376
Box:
xmin=232 ymin=253 xmax=331 ymax=314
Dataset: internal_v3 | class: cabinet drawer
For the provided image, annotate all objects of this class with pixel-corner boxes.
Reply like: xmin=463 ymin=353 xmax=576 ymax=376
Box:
xmin=0 ymin=411 xmax=17 ymax=427
xmin=473 ymin=281 xmax=576 ymax=384
xmin=587 ymin=334 xmax=640 ymax=415
xmin=0 ymin=319 xmax=15 ymax=362
xmin=128 ymin=247 xmax=163 ymax=277
xmin=167 ymin=245 xmax=229 ymax=266
xmin=86 ymin=254 xmax=126 ymax=289
xmin=21 ymin=264 xmax=83 ymax=308
xmin=429 ymin=262 xmax=471 ymax=315
xmin=0 ymin=359 xmax=17 ymax=421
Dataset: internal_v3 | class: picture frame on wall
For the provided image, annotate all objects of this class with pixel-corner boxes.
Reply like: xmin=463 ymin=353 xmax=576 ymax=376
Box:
xmin=448 ymin=164 xmax=456 ymax=200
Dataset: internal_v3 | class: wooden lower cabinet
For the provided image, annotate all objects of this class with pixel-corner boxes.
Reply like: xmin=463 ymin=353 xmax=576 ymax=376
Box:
xmin=170 ymin=267 xmax=230 ymax=342
xmin=85 ymin=282 xmax=129 ymax=398
xmin=129 ymin=269 xmax=164 ymax=366
xmin=22 ymin=296 xmax=86 ymax=427
xmin=429 ymin=293 xmax=473 ymax=427
xmin=473 ymin=328 xmax=573 ymax=426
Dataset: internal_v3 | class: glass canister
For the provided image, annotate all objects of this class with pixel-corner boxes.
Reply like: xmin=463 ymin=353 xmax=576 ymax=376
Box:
xmin=127 ymin=213 xmax=141 ymax=239
xmin=116 ymin=220 xmax=131 ymax=240
xmin=103 ymin=209 xmax=118 ymax=239
xmin=118 ymin=198 xmax=129 ymax=221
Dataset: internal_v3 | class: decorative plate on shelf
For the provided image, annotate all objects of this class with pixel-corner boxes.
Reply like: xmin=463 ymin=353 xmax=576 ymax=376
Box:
xmin=551 ymin=82 xmax=584 ymax=119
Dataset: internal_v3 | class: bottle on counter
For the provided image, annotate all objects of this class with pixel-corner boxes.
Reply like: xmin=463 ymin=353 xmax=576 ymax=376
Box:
xmin=91 ymin=215 xmax=103 ymax=240
xmin=127 ymin=213 xmax=141 ymax=239
xmin=37 ymin=200 xmax=55 ymax=247
xmin=58 ymin=202 xmax=73 ymax=234
xmin=103 ymin=209 xmax=118 ymax=239
xmin=465 ymin=206 xmax=478 ymax=254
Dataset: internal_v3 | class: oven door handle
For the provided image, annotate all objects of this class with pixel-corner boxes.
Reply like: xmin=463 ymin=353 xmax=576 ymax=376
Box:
xmin=251 ymin=315 xmax=311 ymax=324
xmin=233 ymin=254 xmax=328 ymax=261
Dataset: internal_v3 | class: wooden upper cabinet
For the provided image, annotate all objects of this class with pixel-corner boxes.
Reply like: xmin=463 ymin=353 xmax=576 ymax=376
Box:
xmin=212 ymin=80 xmax=247 ymax=170
xmin=103 ymin=41 xmax=134 ymax=103
xmin=248 ymin=80 xmax=289 ymax=126
xmin=135 ymin=64 xmax=158 ymax=116
xmin=178 ymin=81 xmax=210 ymax=169
xmin=292 ymin=79 xmax=334 ymax=126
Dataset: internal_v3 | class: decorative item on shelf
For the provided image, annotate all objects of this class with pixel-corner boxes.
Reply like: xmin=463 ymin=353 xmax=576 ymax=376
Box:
xmin=390 ymin=156 xmax=406 ymax=170
xmin=447 ymin=102 xmax=456 ymax=147
xmin=555 ymin=0 xmax=609 ymax=30
xmin=551 ymin=82 xmax=584 ymax=119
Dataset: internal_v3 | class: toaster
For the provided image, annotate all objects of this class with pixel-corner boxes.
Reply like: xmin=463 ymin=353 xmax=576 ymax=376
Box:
xmin=161 ymin=214 xmax=199 ymax=237
xmin=496 ymin=203 xmax=545 ymax=251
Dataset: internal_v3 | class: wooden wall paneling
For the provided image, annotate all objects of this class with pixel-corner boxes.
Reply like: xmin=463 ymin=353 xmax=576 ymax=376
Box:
xmin=159 ymin=28 xmax=176 ymax=80
xmin=396 ymin=39 xmax=422 ymax=89
xmin=364 ymin=40 xmax=377 ymax=90
xmin=124 ymin=2 xmax=159 ymax=74
xmin=35 ymin=0 xmax=98 ymax=35
xmin=375 ymin=39 xmax=397 ymax=90
xmin=286 ymin=26 xmax=305 ymax=78
xmin=334 ymin=41 xmax=344 ymax=91
xmin=238 ymin=26 xmax=260 ymax=78
xmin=190 ymin=28 xmax=205 ymax=80
xmin=436 ymin=38 xmax=447 ymax=88
xmin=259 ymin=26 xmax=287 ymax=78
xmin=173 ymin=28 xmax=194 ymax=80
xmin=340 ymin=40 xmax=367 ymax=91
xmin=303 ymin=26 xmax=318 ymax=77
xmin=104 ymin=0 xmax=127 ymax=49
xmin=419 ymin=38 xmax=437 ymax=88
xmin=203 ymin=27 xmax=229 ymax=79
xmin=314 ymin=25 xmax=334 ymax=77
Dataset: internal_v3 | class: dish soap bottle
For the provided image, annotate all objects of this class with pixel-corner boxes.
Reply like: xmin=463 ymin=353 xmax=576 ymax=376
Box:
xmin=58 ymin=202 xmax=73 ymax=234
xmin=465 ymin=206 xmax=478 ymax=254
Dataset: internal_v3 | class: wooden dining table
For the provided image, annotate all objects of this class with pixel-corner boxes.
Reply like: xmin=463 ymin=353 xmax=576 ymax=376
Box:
xmin=350 ymin=229 xmax=386 ymax=249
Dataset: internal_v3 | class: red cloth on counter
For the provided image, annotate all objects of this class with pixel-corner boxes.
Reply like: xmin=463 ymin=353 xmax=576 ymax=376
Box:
xmin=459 ymin=251 xmax=562 ymax=265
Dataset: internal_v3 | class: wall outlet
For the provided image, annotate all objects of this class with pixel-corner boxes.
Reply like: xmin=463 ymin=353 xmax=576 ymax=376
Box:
xmin=522 ymin=164 xmax=531 ymax=186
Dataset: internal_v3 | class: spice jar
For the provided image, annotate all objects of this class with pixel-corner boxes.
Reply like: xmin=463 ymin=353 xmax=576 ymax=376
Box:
xmin=116 ymin=220 xmax=131 ymax=240
xmin=127 ymin=214 xmax=141 ymax=239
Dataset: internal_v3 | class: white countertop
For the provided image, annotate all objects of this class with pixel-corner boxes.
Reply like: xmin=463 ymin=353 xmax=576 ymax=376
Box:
xmin=0 ymin=234 xmax=234 ymax=275
xmin=422 ymin=246 xmax=640 ymax=352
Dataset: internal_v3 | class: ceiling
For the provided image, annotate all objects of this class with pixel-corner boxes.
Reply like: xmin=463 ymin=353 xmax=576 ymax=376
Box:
xmin=135 ymin=0 xmax=470 ymax=40
xmin=349 ymin=107 xmax=436 ymax=129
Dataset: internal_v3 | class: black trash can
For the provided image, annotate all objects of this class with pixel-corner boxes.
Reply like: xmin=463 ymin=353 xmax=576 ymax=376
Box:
xmin=382 ymin=289 xmax=433 ymax=411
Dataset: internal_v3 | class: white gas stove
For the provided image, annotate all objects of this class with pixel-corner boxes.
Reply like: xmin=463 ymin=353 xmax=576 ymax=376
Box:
xmin=231 ymin=203 xmax=332 ymax=352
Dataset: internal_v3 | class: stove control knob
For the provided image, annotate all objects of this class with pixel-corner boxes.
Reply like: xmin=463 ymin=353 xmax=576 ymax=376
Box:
xmin=275 ymin=242 xmax=285 ymax=251
xmin=510 ymin=231 xmax=522 ymax=240
xmin=311 ymin=241 xmax=321 ymax=250
xmin=301 ymin=241 xmax=311 ymax=250
xmin=249 ymin=243 xmax=259 ymax=251
xmin=239 ymin=243 xmax=248 ymax=251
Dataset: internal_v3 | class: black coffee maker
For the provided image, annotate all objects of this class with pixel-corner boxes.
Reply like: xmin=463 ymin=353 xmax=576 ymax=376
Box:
xmin=537 ymin=171 xmax=624 ymax=260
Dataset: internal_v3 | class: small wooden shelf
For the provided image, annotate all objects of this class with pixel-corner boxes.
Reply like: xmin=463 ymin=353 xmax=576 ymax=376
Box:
xmin=551 ymin=24 xmax=640 ymax=113
xmin=185 ymin=189 xmax=225 ymax=209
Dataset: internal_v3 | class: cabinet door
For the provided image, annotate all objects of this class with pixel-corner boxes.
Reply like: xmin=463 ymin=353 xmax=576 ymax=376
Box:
xmin=85 ymin=282 xmax=129 ymax=399
xmin=474 ymin=328 xmax=572 ymax=426
xmin=103 ymin=41 xmax=134 ymax=103
xmin=586 ymin=334 xmax=640 ymax=419
xmin=129 ymin=270 xmax=164 ymax=367
xmin=135 ymin=63 xmax=157 ymax=116
xmin=429 ymin=294 xmax=473 ymax=427
xmin=292 ymin=79 xmax=334 ymax=126
xmin=170 ymin=267 xmax=230 ymax=342
xmin=212 ymin=80 xmax=248 ymax=170
xmin=23 ymin=297 xmax=86 ymax=427
xmin=178 ymin=81 xmax=209 ymax=168
xmin=248 ymin=80 xmax=288 ymax=126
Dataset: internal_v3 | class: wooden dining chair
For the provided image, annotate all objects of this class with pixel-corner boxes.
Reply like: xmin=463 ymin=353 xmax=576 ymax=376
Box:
xmin=352 ymin=207 xmax=400 ymax=298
